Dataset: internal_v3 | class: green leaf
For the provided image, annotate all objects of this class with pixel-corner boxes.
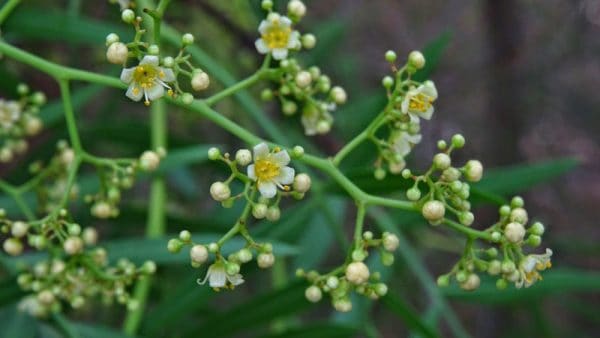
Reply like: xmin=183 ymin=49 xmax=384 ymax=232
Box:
xmin=0 ymin=304 xmax=38 ymax=338
xmin=183 ymin=281 xmax=312 ymax=338
xmin=443 ymin=269 xmax=600 ymax=305
xmin=73 ymin=322 xmax=136 ymax=338
xmin=261 ymin=323 xmax=358 ymax=338
xmin=381 ymin=293 xmax=439 ymax=338
xmin=474 ymin=158 xmax=579 ymax=197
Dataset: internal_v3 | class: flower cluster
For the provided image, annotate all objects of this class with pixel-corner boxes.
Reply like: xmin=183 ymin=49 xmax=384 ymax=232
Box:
xmin=106 ymin=7 xmax=210 ymax=105
xmin=399 ymin=137 xmax=554 ymax=291
xmin=370 ymin=50 xmax=437 ymax=176
xmin=0 ymin=84 xmax=45 ymax=163
xmin=256 ymin=0 xmax=346 ymax=135
xmin=168 ymin=143 xmax=310 ymax=290
xmin=1 ymin=208 xmax=155 ymax=317
xmin=298 ymin=231 xmax=400 ymax=311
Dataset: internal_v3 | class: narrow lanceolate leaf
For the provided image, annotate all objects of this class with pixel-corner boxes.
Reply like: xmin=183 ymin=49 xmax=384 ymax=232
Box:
xmin=474 ymin=158 xmax=579 ymax=197
xmin=183 ymin=281 xmax=312 ymax=337
xmin=381 ymin=293 xmax=440 ymax=338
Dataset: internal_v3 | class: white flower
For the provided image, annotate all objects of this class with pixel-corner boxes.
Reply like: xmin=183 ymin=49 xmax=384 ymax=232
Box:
xmin=255 ymin=13 xmax=301 ymax=60
xmin=0 ymin=99 xmax=21 ymax=128
xmin=120 ymin=55 xmax=175 ymax=105
xmin=197 ymin=261 xmax=244 ymax=290
xmin=247 ymin=143 xmax=295 ymax=198
xmin=401 ymin=81 xmax=438 ymax=123
xmin=516 ymin=248 xmax=553 ymax=288
xmin=390 ymin=131 xmax=422 ymax=157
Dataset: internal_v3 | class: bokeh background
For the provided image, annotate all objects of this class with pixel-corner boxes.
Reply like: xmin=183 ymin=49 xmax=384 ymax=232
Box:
xmin=0 ymin=0 xmax=598 ymax=337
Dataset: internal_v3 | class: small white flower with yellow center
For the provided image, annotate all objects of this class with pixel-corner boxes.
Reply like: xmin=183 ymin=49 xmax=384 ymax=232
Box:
xmin=401 ymin=81 xmax=438 ymax=123
xmin=197 ymin=261 xmax=244 ymax=290
xmin=247 ymin=143 xmax=295 ymax=198
xmin=255 ymin=13 xmax=301 ymax=60
xmin=391 ymin=131 xmax=422 ymax=157
xmin=0 ymin=99 xmax=21 ymax=129
xmin=120 ymin=55 xmax=175 ymax=106
xmin=516 ymin=248 xmax=553 ymax=288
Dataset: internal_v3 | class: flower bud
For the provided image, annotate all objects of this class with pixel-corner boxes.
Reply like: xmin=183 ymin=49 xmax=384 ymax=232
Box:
xmin=345 ymin=261 xmax=370 ymax=285
xmin=106 ymin=42 xmax=129 ymax=64
xmin=441 ymin=168 xmax=461 ymax=182
xmin=190 ymin=244 xmax=208 ymax=264
xmin=385 ymin=50 xmax=397 ymax=63
xmin=288 ymin=0 xmax=306 ymax=18
xmin=301 ymin=34 xmax=316 ymax=49
xmin=63 ymin=237 xmax=84 ymax=255
xmin=207 ymin=147 xmax=221 ymax=160
xmin=504 ymin=222 xmax=526 ymax=243
xmin=511 ymin=196 xmax=524 ymax=208
xmin=433 ymin=153 xmax=451 ymax=170
xmin=182 ymin=33 xmax=195 ymax=45
xmin=330 ymin=86 xmax=347 ymax=105
xmin=209 ymin=182 xmax=231 ymax=202
xmin=291 ymin=145 xmax=304 ymax=158
xmin=408 ymin=50 xmax=425 ymax=69
xmin=82 ymin=227 xmax=98 ymax=245
xmin=333 ymin=298 xmax=352 ymax=312
xmin=421 ymin=200 xmax=445 ymax=222
xmin=464 ymin=160 xmax=483 ymax=182
xmin=488 ymin=260 xmax=502 ymax=275
xmin=257 ymin=252 xmax=275 ymax=268
xmin=305 ymin=285 xmax=322 ymax=303
xmin=237 ymin=248 xmax=253 ymax=263
xmin=163 ymin=56 xmax=175 ymax=68
xmin=459 ymin=211 xmax=474 ymax=226
xmin=37 ymin=290 xmax=55 ymax=305
xmin=460 ymin=274 xmax=480 ymax=291
xmin=406 ymin=187 xmax=421 ymax=201
xmin=252 ymin=203 xmax=268 ymax=219
xmin=148 ymin=44 xmax=160 ymax=55
xmin=293 ymin=173 xmax=311 ymax=193
xmin=382 ymin=76 xmax=394 ymax=88
xmin=142 ymin=261 xmax=157 ymax=274
xmin=437 ymin=275 xmax=450 ymax=287
xmin=106 ymin=33 xmax=119 ymax=45
xmin=11 ymin=221 xmax=29 ymax=238
xmin=92 ymin=201 xmax=112 ymax=219
xmin=266 ymin=206 xmax=281 ymax=221
xmin=181 ymin=93 xmax=194 ymax=105
xmin=382 ymin=232 xmax=400 ymax=252
xmin=235 ymin=149 xmax=252 ymax=166
xmin=451 ymin=134 xmax=465 ymax=148
xmin=3 ymin=238 xmax=23 ymax=256
xmin=139 ymin=150 xmax=160 ymax=171
xmin=121 ymin=9 xmax=135 ymax=23
xmin=191 ymin=71 xmax=210 ymax=91
xmin=530 ymin=222 xmax=545 ymax=236
xmin=509 ymin=207 xmax=528 ymax=225
xmin=326 ymin=276 xmax=339 ymax=289
xmin=295 ymin=71 xmax=312 ymax=88
xmin=24 ymin=117 xmax=42 ymax=135
xmin=501 ymin=260 xmax=516 ymax=274
xmin=282 ymin=101 xmax=297 ymax=115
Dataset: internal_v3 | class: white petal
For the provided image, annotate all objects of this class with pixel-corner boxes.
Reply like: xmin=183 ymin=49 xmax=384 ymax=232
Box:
xmin=271 ymin=48 xmax=289 ymax=60
xmin=247 ymin=164 xmax=257 ymax=181
xmin=255 ymin=39 xmax=270 ymax=54
xmin=253 ymin=143 xmax=270 ymax=159
xmin=287 ymin=31 xmax=301 ymax=49
xmin=275 ymin=166 xmax=295 ymax=185
xmin=258 ymin=20 xmax=269 ymax=35
xmin=228 ymin=274 xmax=245 ymax=286
xmin=145 ymin=84 xmax=165 ymax=101
xmin=159 ymin=68 xmax=175 ymax=82
xmin=404 ymin=133 xmax=422 ymax=144
xmin=125 ymin=84 xmax=143 ymax=101
xmin=394 ymin=140 xmax=411 ymax=156
xmin=400 ymin=97 xmax=410 ymax=114
xmin=258 ymin=181 xmax=277 ymax=199
xmin=271 ymin=150 xmax=290 ymax=166
xmin=421 ymin=107 xmax=434 ymax=120
xmin=120 ymin=68 xmax=134 ymax=83
xmin=281 ymin=16 xmax=292 ymax=27
xmin=423 ymin=81 xmax=438 ymax=99
xmin=408 ymin=113 xmax=420 ymax=124
xmin=209 ymin=270 xmax=226 ymax=288
xmin=140 ymin=55 xmax=159 ymax=66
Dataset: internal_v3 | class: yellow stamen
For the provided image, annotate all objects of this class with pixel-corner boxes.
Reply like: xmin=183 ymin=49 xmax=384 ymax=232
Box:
xmin=408 ymin=93 xmax=434 ymax=113
xmin=262 ymin=24 xmax=292 ymax=49
xmin=133 ymin=64 xmax=158 ymax=89
xmin=254 ymin=157 xmax=280 ymax=182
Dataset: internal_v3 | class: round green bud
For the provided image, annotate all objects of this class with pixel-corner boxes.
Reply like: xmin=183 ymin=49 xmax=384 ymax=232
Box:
xmin=282 ymin=101 xmax=298 ymax=116
xmin=437 ymin=140 xmax=447 ymax=150
xmin=433 ymin=153 xmax=451 ymax=170
xmin=511 ymin=196 xmax=524 ymax=208
xmin=401 ymin=169 xmax=412 ymax=179
xmin=260 ymin=89 xmax=274 ymax=101
xmin=305 ymin=285 xmax=322 ymax=303
xmin=451 ymin=134 xmax=465 ymax=148
xmin=301 ymin=34 xmax=316 ymax=49
xmin=527 ymin=234 xmax=542 ymax=247
xmin=501 ymin=261 xmax=516 ymax=274
xmin=167 ymin=239 xmax=182 ymax=253
xmin=291 ymin=145 xmax=304 ymax=158
xmin=406 ymin=187 xmax=421 ymax=201
xmin=455 ymin=271 xmax=468 ymax=283
xmin=179 ymin=230 xmax=191 ymax=242
xmin=106 ymin=33 xmax=119 ymax=45
xmin=181 ymin=93 xmax=194 ymax=105
xmin=31 ymin=92 xmax=46 ymax=105
xmin=121 ymin=9 xmax=135 ymax=23
xmin=491 ymin=231 xmax=502 ymax=242
xmin=17 ymin=84 xmax=29 ymax=95
xmin=351 ymin=249 xmax=367 ymax=262
xmin=459 ymin=211 xmax=474 ymax=226
xmin=437 ymin=275 xmax=450 ymax=287
xmin=486 ymin=248 xmax=498 ymax=257
xmin=261 ymin=0 xmax=273 ymax=11
xmin=382 ymin=76 xmax=394 ymax=88
xmin=226 ymin=262 xmax=240 ymax=275
xmin=182 ymin=33 xmax=195 ymax=45
xmin=208 ymin=242 xmax=219 ymax=253
xmin=496 ymin=278 xmax=508 ymax=290
xmin=499 ymin=205 xmax=511 ymax=217
xmin=207 ymin=147 xmax=220 ymax=160
xmin=530 ymin=222 xmax=545 ymax=236
xmin=374 ymin=283 xmax=388 ymax=296
xmin=385 ymin=50 xmax=397 ymax=63
xmin=408 ymin=50 xmax=425 ymax=69
xmin=147 ymin=44 xmax=160 ymax=55
xmin=380 ymin=251 xmax=394 ymax=266
xmin=374 ymin=168 xmax=386 ymax=180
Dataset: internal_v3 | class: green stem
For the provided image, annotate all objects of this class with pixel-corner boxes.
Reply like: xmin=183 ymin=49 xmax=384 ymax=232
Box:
xmin=353 ymin=203 xmax=366 ymax=248
xmin=204 ymin=69 xmax=266 ymax=106
xmin=52 ymin=313 xmax=79 ymax=338
xmin=123 ymin=99 xmax=167 ymax=335
xmin=0 ymin=0 xmax=20 ymax=25
xmin=58 ymin=79 xmax=83 ymax=152
xmin=443 ymin=218 xmax=491 ymax=241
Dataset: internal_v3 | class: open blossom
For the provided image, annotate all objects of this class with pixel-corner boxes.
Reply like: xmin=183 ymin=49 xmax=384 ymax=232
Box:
xmin=391 ymin=131 xmax=422 ymax=157
xmin=120 ymin=56 xmax=175 ymax=105
xmin=516 ymin=248 xmax=553 ymax=288
xmin=401 ymin=81 xmax=438 ymax=123
xmin=247 ymin=143 xmax=295 ymax=198
xmin=197 ymin=261 xmax=244 ymax=290
xmin=0 ymin=99 xmax=21 ymax=128
xmin=255 ymin=13 xmax=301 ymax=60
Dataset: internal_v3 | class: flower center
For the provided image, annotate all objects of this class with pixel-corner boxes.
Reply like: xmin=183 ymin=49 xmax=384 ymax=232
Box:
xmin=408 ymin=93 xmax=434 ymax=112
xmin=262 ymin=24 xmax=292 ymax=49
xmin=133 ymin=65 xmax=159 ymax=88
xmin=254 ymin=158 xmax=280 ymax=181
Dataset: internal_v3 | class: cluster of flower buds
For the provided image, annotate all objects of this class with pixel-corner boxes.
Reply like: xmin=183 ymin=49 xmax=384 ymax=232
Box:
xmin=257 ymin=0 xmax=345 ymax=135
xmin=105 ymin=6 xmax=210 ymax=106
xmin=438 ymin=197 xmax=551 ymax=291
xmin=0 ymin=84 xmax=45 ymax=163
xmin=298 ymin=231 xmax=400 ymax=312
xmin=370 ymin=50 xmax=437 ymax=177
xmin=1 ymin=208 xmax=155 ymax=317
xmin=84 ymin=148 xmax=163 ymax=219
xmin=261 ymin=59 xmax=347 ymax=136
xmin=170 ymin=143 xmax=311 ymax=290
xmin=32 ymin=142 xmax=79 ymax=214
